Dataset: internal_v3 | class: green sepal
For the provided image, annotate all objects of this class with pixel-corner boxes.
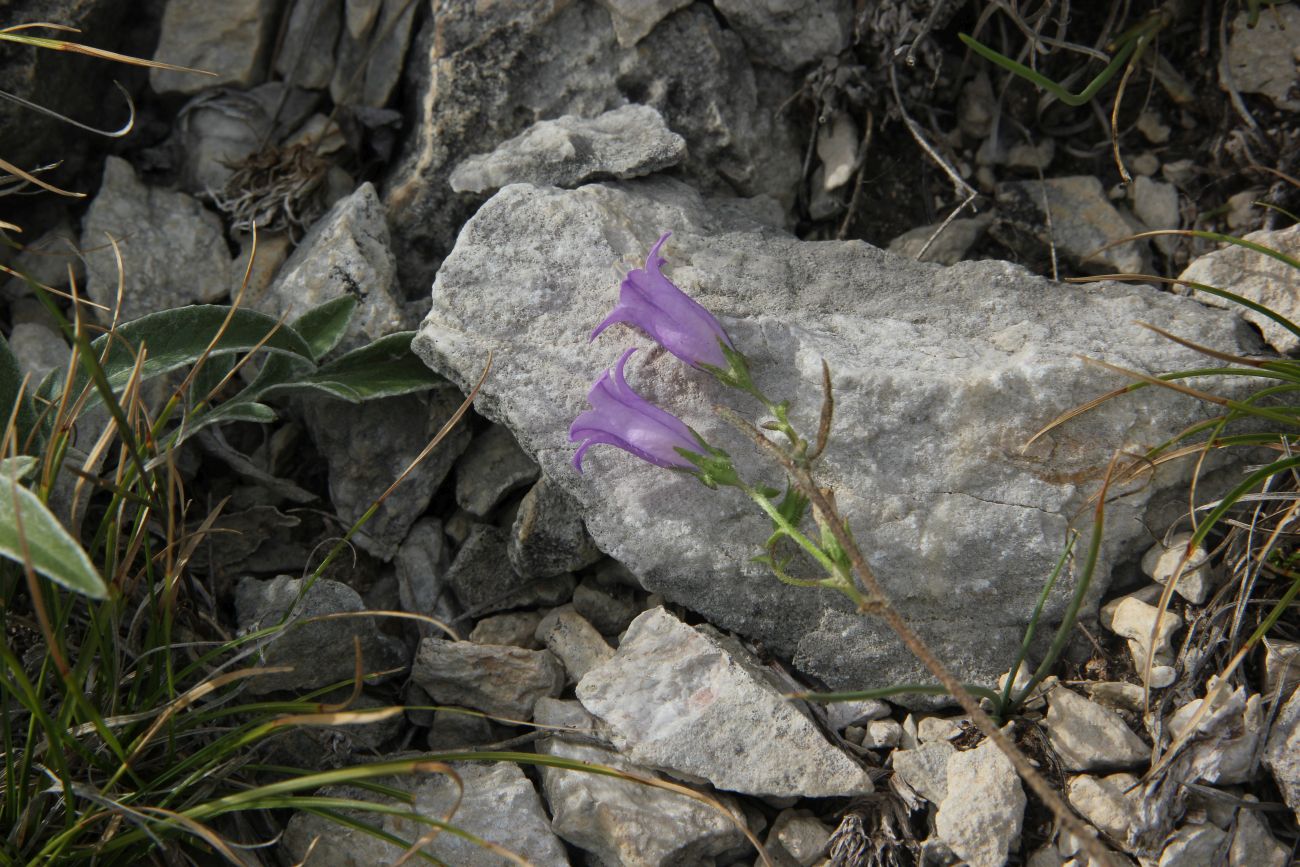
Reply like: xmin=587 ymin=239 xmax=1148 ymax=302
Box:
xmin=674 ymin=438 xmax=740 ymax=489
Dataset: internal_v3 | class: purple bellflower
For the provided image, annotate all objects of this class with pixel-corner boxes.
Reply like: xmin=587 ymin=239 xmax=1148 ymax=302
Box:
xmin=591 ymin=232 xmax=733 ymax=369
xmin=570 ymin=347 xmax=702 ymax=473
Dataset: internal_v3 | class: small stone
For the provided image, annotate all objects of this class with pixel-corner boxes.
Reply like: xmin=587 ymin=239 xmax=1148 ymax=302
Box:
xmin=8 ymin=322 xmax=67 ymax=385
xmin=1141 ymin=533 xmax=1214 ymax=604
xmin=1158 ymin=823 xmax=1229 ymax=867
xmin=1066 ymin=772 xmax=1143 ymax=843
xmin=917 ymin=716 xmax=963 ymax=744
xmin=861 ymin=719 xmax=903 ymax=749
xmin=274 ymin=0 xmax=342 ymax=90
xmin=1167 ymin=678 xmax=1262 ymax=785
xmin=535 ymin=604 xmax=615 ymax=683
xmin=81 ymin=157 xmax=231 ymax=321
xmin=888 ymin=215 xmax=992 ymax=266
xmin=768 ymin=809 xmax=831 ymax=866
xmin=449 ymin=105 xmax=687 ymax=194
xmin=299 ymin=387 xmax=469 ymax=561
xmin=1105 ymin=594 xmax=1183 ymax=667
xmin=891 ymin=741 xmax=956 ymax=805
xmin=534 ymin=697 xmax=747 ymax=865
xmin=282 ymin=762 xmax=570 ymax=866
xmin=817 ymin=113 xmax=859 ymax=191
xmin=470 ymin=611 xmax=544 ymax=649
xmin=1084 ymin=681 xmax=1145 ymax=713
xmin=1132 ymin=177 xmax=1181 ymax=257
xmin=1045 ymin=685 xmax=1149 ymax=772
xmin=256 ymin=182 xmax=405 ymax=351
xmin=935 ymin=739 xmax=1026 ymax=867
xmin=1136 ymin=109 xmax=1171 ymax=144
xmin=1263 ymin=638 xmax=1300 ymax=698
xmin=1224 ymin=5 xmax=1300 ymax=110
xmin=234 ymin=575 xmax=409 ymax=695
xmin=427 ymin=708 xmax=493 ymax=750
xmin=1147 ymin=665 xmax=1178 ymax=689
xmin=1006 ymin=138 xmax=1055 ymax=171
xmin=1129 ymin=151 xmax=1161 ymax=177
xmin=1262 ymin=684 xmax=1300 ymax=823
xmin=994 ymin=176 xmax=1151 ymax=274
xmin=1178 ymin=223 xmax=1300 ymax=355
xmin=824 ymin=698 xmax=892 ymax=731
xmin=1229 ymin=803 xmax=1290 ymax=867
xmin=1162 ymin=159 xmax=1197 ymax=189
xmin=454 ymin=424 xmax=539 ymax=516
xmin=572 ymin=576 xmax=640 ymax=635
xmin=330 ymin=0 xmax=419 ymax=108
xmin=151 ymin=0 xmax=279 ymax=94
xmin=449 ymin=524 xmax=576 ymax=615
xmin=576 ymin=608 xmax=873 ymax=797
xmin=509 ymin=477 xmax=602 ymax=579
xmin=394 ymin=517 xmax=455 ymax=629
xmin=1226 ymin=189 xmax=1264 ymax=232
xmin=959 ymin=72 xmax=996 ymax=139
xmin=412 ymin=638 xmax=564 ymax=720
xmin=229 ymin=229 xmax=291 ymax=299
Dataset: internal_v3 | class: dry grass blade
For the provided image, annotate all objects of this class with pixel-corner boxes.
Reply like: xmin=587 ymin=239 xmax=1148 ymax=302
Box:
xmin=0 ymin=155 xmax=81 ymax=197
xmin=0 ymin=24 xmax=213 ymax=75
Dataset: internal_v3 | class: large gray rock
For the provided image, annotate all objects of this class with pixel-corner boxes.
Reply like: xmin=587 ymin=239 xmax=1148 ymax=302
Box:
xmin=331 ymin=0 xmax=419 ymax=107
xmin=384 ymin=1 xmax=800 ymax=292
xmin=81 ymin=157 xmax=231 ymax=321
xmin=1263 ymin=685 xmax=1300 ymax=823
xmin=274 ymin=0 xmax=342 ymax=90
xmin=151 ymin=0 xmax=282 ymax=94
xmin=450 ymin=105 xmax=686 ymax=194
xmin=282 ymin=761 xmax=571 ymax=866
xmin=412 ymin=177 xmax=1258 ymax=699
xmin=575 ymin=608 xmax=874 ymax=797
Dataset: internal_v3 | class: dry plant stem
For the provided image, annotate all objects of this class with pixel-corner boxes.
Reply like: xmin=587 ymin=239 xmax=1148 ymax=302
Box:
xmin=734 ymin=419 xmax=1119 ymax=866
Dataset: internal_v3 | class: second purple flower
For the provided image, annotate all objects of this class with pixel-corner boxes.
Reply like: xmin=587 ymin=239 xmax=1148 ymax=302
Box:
xmin=569 ymin=347 xmax=702 ymax=473
xmin=590 ymin=232 xmax=733 ymax=369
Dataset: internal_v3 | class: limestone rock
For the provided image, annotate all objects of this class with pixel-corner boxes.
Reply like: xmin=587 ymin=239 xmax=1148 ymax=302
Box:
xmin=450 ymin=105 xmax=686 ymax=194
xmin=448 ymin=524 xmax=576 ymax=616
xmin=234 ymin=575 xmax=408 ymax=694
xmin=282 ymin=762 xmax=570 ymax=866
xmin=1167 ymin=679 xmax=1263 ymax=785
xmin=1044 ymin=685 xmax=1149 ymax=772
xmin=412 ymin=638 xmax=564 ymax=720
xmin=331 ymin=0 xmax=418 ymax=107
xmin=935 ymin=740 xmax=1025 ymax=867
xmin=81 ymin=157 xmax=231 ymax=321
xmin=1224 ymin=5 xmax=1300 ymax=110
xmin=535 ymin=604 xmax=615 ymax=682
xmin=384 ymin=3 xmax=800 ymax=291
xmin=1157 ymin=823 xmax=1229 ymax=867
xmin=413 ymin=177 xmax=1257 ymax=698
xmin=274 ymin=0 xmax=341 ymax=90
xmin=534 ymin=698 xmax=748 ymax=866
xmin=1262 ymin=684 xmax=1300 ymax=823
xmin=151 ymin=0 xmax=281 ymax=94
xmin=576 ymin=608 xmax=873 ymax=797
xmin=256 ymin=182 xmax=405 ymax=351
xmin=1178 ymin=223 xmax=1300 ymax=355
xmin=509 ymin=477 xmax=603 ymax=578
xmin=995 ymin=176 xmax=1151 ymax=274
xmin=299 ymin=387 xmax=470 ymax=561
xmin=888 ymin=214 xmax=992 ymax=266
xmin=572 ymin=575 xmax=641 ymax=635
xmin=393 ymin=517 xmax=456 ymax=629
xmin=454 ymin=424 xmax=539 ymax=516
xmin=470 ymin=611 xmax=544 ymax=649
xmin=1141 ymin=532 xmax=1214 ymax=604
xmin=892 ymin=741 xmax=955 ymax=805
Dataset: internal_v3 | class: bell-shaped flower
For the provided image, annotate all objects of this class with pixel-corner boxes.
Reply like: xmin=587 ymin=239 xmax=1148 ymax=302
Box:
xmin=570 ymin=347 xmax=702 ymax=473
xmin=591 ymin=232 xmax=733 ymax=369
